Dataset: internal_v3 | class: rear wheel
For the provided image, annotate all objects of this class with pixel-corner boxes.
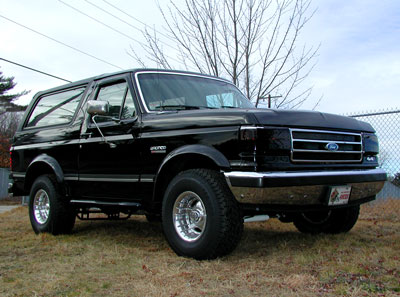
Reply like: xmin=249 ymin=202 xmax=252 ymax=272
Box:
xmin=162 ymin=169 xmax=243 ymax=260
xmin=29 ymin=175 xmax=76 ymax=235
xmin=293 ymin=206 xmax=360 ymax=234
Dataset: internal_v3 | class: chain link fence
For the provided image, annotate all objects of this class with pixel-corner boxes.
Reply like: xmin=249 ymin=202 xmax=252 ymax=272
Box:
xmin=348 ymin=108 xmax=400 ymax=221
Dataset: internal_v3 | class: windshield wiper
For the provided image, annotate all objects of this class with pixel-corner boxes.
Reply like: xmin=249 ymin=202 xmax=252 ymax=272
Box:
xmin=155 ymin=104 xmax=208 ymax=111
xmin=154 ymin=104 xmax=237 ymax=111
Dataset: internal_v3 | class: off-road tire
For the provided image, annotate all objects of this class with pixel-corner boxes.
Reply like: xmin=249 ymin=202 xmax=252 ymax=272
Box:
xmin=162 ymin=169 xmax=243 ymax=260
xmin=29 ymin=175 xmax=76 ymax=235
xmin=293 ymin=205 xmax=360 ymax=234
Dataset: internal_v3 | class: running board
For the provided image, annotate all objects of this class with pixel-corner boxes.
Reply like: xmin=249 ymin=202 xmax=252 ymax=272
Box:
xmin=70 ymin=199 xmax=141 ymax=208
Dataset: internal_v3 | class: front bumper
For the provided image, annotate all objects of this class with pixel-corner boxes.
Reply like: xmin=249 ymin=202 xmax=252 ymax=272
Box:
xmin=224 ymin=168 xmax=386 ymax=205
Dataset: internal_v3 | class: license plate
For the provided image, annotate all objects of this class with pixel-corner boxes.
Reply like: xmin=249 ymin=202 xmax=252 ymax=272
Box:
xmin=327 ymin=186 xmax=351 ymax=205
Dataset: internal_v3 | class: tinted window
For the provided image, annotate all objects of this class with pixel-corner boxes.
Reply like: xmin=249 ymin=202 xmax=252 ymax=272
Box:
xmin=95 ymin=81 xmax=136 ymax=121
xmin=121 ymin=91 xmax=136 ymax=119
xmin=137 ymin=73 xmax=254 ymax=111
xmin=96 ymin=82 xmax=126 ymax=118
xmin=206 ymin=93 xmax=236 ymax=108
xmin=26 ymin=87 xmax=85 ymax=128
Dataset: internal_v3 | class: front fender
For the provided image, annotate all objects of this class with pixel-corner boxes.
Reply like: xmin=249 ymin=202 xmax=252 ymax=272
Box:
xmin=151 ymin=145 xmax=231 ymax=207
xmin=157 ymin=144 xmax=231 ymax=176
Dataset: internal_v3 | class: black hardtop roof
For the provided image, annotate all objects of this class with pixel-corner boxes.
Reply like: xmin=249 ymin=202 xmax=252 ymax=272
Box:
xmin=34 ymin=68 xmax=228 ymax=97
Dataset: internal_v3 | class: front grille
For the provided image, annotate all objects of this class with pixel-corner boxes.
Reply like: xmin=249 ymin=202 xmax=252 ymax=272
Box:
xmin=290 ymin=129 xmax=363 ymax=163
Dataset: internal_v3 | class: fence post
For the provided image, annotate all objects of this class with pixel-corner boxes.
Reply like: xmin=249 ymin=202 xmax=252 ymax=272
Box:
xmin=0 ymin=168 xmax=10 ymax=200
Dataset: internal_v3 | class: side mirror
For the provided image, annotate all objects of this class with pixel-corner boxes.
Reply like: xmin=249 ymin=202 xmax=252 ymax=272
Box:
xmin=86 ymin=100 xmax=117 ymax=148
xmin=87 ymin=100 xmax=109 ymax=116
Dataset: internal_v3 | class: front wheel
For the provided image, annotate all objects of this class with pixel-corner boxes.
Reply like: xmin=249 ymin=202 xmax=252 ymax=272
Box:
xmin=162 ymin=169 xmax=243 ymax=260
xmin=29 ymin=175 xmax=76 ymax=235
xmin=293 ymin=205 xmax=360 ymax=234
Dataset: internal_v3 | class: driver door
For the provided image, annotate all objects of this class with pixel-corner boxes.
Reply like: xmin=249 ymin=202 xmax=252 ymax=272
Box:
xmin=78 ymin=75 xmax=142 ymax=200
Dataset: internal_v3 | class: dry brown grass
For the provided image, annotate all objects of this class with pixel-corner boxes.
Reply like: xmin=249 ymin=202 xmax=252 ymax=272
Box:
xmin=0 ymin=196 xmax=22 ymax=205
xmin=0 ymin=202 xmax=399 ymax=297
xmin=360 ymin=198 xmax=400 ymax=223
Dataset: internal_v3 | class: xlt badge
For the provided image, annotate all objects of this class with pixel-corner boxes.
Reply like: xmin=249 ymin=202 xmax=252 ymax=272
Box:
xmin=150 ymin=146 xmax=167 ymax=154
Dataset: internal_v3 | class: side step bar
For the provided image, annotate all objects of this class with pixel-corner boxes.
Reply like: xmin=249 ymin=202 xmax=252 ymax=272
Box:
xmin=71 ymin=200 xmax=141 ymax=221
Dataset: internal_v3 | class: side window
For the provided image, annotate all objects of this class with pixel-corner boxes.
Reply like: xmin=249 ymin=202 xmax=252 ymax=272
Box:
xmin=121 ymin=91 xmax=136 ymax=119
xmin=26 ymin=87 xmax=85 ymax=128
xmin=96 ymin=82 xmax=126 ymax=118
xmin=95 ymin=81 xmax=136 ymax=121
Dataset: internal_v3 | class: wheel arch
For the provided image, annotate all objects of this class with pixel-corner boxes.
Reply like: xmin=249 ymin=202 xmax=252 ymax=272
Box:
xmin=25 ymin=154 xmax=64 ymax=193
xmin=151 ymin=145 xmax=231 ymax=209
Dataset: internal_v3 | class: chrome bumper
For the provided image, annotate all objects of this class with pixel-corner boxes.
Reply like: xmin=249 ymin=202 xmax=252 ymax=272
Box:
xmin=224 ymin=169 xmax=386 ymax=205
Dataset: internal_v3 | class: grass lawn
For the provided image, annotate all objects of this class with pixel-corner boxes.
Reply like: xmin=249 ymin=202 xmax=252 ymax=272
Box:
xmin=0 ymin=200 xmax=399 ymax=297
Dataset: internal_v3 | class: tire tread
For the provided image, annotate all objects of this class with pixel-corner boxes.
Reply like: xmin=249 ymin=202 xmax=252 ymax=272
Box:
xmin=195 ymin=169 xmax=243 ymax=258
xmin=29 ymin=174 xmax=75 ymax=235
xmin=162 ymin=168 xmax=243 ymax=259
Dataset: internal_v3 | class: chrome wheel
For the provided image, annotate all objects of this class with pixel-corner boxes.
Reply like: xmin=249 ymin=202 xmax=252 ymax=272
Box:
xmin=33 ymin=189 xmax=50 ymax=224
xmin=173 ymin=191 xmax=207 ymax=242
xmin=163 ymin=169 xmax=243 ymax=259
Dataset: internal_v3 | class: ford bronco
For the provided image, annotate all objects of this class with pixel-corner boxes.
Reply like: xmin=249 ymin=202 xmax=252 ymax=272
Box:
xmin=9 ymin=69 xmax=386 ymax=259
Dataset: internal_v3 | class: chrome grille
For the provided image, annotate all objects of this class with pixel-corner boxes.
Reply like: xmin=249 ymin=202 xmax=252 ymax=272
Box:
xmin=290 ymin=129 xmax=363 ymax=163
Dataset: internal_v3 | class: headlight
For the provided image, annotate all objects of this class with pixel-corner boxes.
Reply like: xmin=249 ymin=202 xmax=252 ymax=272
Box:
xmin=239 ymin=126 xmax=291 ymax=151
xmin=363 ymin=133 xmax=379 ymax=155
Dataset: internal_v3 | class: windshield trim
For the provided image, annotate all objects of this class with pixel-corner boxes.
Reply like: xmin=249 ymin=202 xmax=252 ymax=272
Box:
xmin=134 ymin=71 xmax=251 ymax=113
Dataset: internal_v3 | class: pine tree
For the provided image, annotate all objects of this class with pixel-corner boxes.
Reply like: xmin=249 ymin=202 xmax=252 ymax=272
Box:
xmin=0 ymin=69 xmax=29 ymax=115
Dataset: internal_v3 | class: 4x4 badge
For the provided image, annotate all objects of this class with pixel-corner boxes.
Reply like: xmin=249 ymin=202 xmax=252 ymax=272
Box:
xmin=150 ymin=146 xmax=167 ymax=154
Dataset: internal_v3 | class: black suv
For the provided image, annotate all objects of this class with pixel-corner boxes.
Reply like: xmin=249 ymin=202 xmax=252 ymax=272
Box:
xmin=9 ymin=69 xmax=386 ymax=259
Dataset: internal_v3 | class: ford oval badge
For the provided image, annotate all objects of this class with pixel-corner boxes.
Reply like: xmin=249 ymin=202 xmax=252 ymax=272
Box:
xmin=325 ymin=142 xmax=339 ymax=151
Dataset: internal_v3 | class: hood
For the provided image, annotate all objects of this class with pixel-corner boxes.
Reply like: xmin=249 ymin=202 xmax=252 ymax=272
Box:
xmin=141 ymin=109 xmax=375 ymax=133
xmin=251 ymin=109 xmax=375 ymax=133
xmin=141 ymin=109 xmax=257 ymax=131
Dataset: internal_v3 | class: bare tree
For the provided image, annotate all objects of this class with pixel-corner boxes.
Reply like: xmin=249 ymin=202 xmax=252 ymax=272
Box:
xmin=130 ymin=0 xmax=319 ymax=109
xmin=0 ymin=112 xmax=23 ymax=168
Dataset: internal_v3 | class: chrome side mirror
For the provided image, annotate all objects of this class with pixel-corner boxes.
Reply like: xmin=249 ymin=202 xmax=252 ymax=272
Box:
xmin=86 ymin=100 xmax=117 ymax=149
xmin=87 ymin=100 xmax=109 ymax=116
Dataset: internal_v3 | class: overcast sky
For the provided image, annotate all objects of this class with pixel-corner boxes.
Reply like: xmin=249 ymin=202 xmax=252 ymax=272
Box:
xmin=1 ymin=0 xmax=399 ymax=114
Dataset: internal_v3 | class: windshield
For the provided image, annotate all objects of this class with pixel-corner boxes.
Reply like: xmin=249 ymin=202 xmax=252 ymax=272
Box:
xmin=136 ymin=73 xmax=254 ymax=111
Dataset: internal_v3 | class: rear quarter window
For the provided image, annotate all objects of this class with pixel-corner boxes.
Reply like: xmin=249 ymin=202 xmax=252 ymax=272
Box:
xmin=25 ymin=87 xmax=86 ymax=128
